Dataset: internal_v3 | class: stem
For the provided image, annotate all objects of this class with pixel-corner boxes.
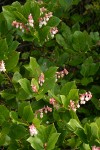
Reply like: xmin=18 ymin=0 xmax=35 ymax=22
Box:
xmin=4 ymin=71 xmax=12 ymax=83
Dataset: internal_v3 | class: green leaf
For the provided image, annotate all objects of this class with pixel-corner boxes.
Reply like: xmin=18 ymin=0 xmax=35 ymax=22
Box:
xmin=59 ymin=0 xmax=73 ymax=11
xmin=75 ymin=128 xmax=88 ymax=143
xmin=0 ymin=13 xmax=8 ymax=35
xmin=39 ymin=26 xmax=50 ymax=42
xmin=67 ymin=119 xmax=83 ymax=131
xmin=47 ymin=133 xmax=60 ymax=150
xmin=81 ymin=77 xmax=93 ymax=86
xmin=18 ymin=102 xmax=29 ymax=117
xmin=0 ymin=105 xmax=9 ymax=125
xmin=2 ymin=6 xmax=16 ymax=27
xmin=60 ymin=95 xmax=67 ymax=107
xmin=80 ymin=57 xmax=99 ymax=77
xmin=61 ymin=81 xmax=77 ymax=96
xmin=45 ymin=67 xmax=58 ymax=79
xmin=90 ymin=32 xmax=99 ymax=42
xmin=23 ymin=105 xmax=34 ymax=122
xmin=90 ymin=123 xmax=99 ymax=139
xmin=27 ymin=136 xmax=44 ymax=150
xmin=8 ymin=41 xmax=19 ymax=53
xmin=12 ymin=71 xmax=22 ymax=83
xmin=80 ymin=143 xmax=91 ymax=150
xmin=0 ymin=39 xmax=8 ymax=59
xmin=13 ymin=11 xmax=27 ymax=22
xmin=0 ymin=134 xmax=10 ymax=146
xmin=47 ymin=16 xmax=61 ymax=27
xmin=27 ymin=124 xmax=60 ymax=150
xmin=56 ymin=34 xmax=67 ymax=49
xmin=96 ymin=118 xmax=100 ymax=130
xmin=61 ymin=88 xmax=79 ymax=108
xmin=22 ymin=1 xmax=31 ymax=16
xmin=72 ymin=31 xmax=92 ymax=52
xmin=25 ymin=57 xmax=41 ymax=79
xmin=5 ymin=51 xmax=20 ymax=71
xmin=16 ymin=88 xmax=32 ymax=100
xmin=9 ymin=124 xmax=27 ymax=139
xmin=42 ymin=77 xmax=55 ymax=93
xmin=67 ymin=89 xmax=79 ymax=101
xmin=30 ymin=1 xmax=40 ymax=22
xmin=18 ymin=78 xmax=33 ymax=96
xmin=10 ymin=111 xmax=18 ymax=123
xmin=0 ymin=89 xmax=15 ymax=100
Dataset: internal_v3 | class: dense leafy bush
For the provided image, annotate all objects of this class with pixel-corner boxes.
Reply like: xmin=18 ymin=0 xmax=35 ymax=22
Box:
xmin=0 ymin=0 xmax=100 ymax=149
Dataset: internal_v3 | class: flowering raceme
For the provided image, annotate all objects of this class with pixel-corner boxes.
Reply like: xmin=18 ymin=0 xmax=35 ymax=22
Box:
xmin=29 ymin=124 xmax=38 ymax=136
xmin=68 ymin=100 xmax=80 ymax=112
xmin=12 ymin=6 xmax=58 ymax=41
xmin=31 ymin=85 xmax=38 ymax=93
xmin=38 ymin=73 xmax=45 ymax=86
xmin=50 ymin=27 xmax=58 ymax=38
xmin=79 ymin=91 xmax=92 ymax=104
xmin=12 ymin=20 xmax=29 ymax=32
xmin=49 ymin=98 xmax=60 ymax=110
xmin=35 ymin=106 xmax=52 ymax=118
xmin=0 ymin=60 xmax=6 ymax=72
xmin=55 ymin=68 xmax=69 ymax=81
xmin=28 ymin=13 xmax=34 ymax=27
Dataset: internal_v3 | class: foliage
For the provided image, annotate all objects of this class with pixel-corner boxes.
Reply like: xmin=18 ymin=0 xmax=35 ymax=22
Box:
xmin=0 ymin=0 xmax=100 ymax=149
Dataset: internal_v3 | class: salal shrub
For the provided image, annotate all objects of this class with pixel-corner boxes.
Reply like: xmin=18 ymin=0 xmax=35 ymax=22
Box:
xmin=0 ymin=0 xmax=100 ymax=150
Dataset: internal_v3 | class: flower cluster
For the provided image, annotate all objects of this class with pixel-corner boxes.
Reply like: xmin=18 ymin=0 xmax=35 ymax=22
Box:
xmin=79 ymin=91 xmax=92 ymax=104
xmin=50 ymin=27 xmax=58 ymax=38
xmin=12 ymin=20 xmax=29 ymax=32
xmin=12 ymin=5 xmax=58 ymax=41
xmin=12 ymin=14 xmax=34 ymax=32
xmin=49 ymin=98 xmax=60 ymax=110
xmin=29 ymin=124 xmax=38 ymax=136
xmin=0 ymin=60 xmax=6 ymax=72
xmin=49 ymin=98 xmax=56 ymax=105
xmin=68 ymin=100 xmax=80 ymax=112
xmin=28 ymin=13 xmax=34 ymax=27
xmin=92 ymin=146 xmax=100 ymax=150
xmin=55 ymin=68 xmax=69 ymax=81
xmin=31 ymin=85 xmax=38 ymax=93
xmin=38 ymin=73 xmax=45 ymax=86
xmin=39 ymin=12 xmax=53 ymax=28
xmin=35 ymin=106 xmax=52 ymax=118
xmin=40 ymin=7 xmax=47 ymax=15
xmin=68 ymin=91 xmax=92 ymax=111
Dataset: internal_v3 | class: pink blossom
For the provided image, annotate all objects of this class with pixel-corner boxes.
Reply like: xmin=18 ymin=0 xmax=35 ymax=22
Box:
xmin=31 ymin=85 xmax=38 ymax=93
xmin=49 ymin=98 xmax=56 ymax=105
xmin=38 ymin=73 xmax=45 ymax=86
xmin=28 ymin=14 xmax=34 ymax=27
xmin=0 ymin=60 xmax=6 ymax=72
xmin=29 ymin=124 xmax=38 ymax=136
xmin=12 ymin=20 xmax=29 ymax=32
xmin=39 ymin=12 xmax=53 ymax=28
xmin=50 ymin=27 xmax=58 ymax=38
xmin=92 ymin=146 xmax=100 ymax=150
xmin=68 ymin=100 xmax=77 ymax=112
xmin=68 ymin=100 xmax=80 ymax=111
xmin=79 ymin=91 xmax=92 ymax=104
xmin=40 ymin=7 xmax=47 ymax=15
xmin=63 ymin=68 xmax=69 ymax=75
xmin=85 ymin=91 xmax=92 ymax=101
xmin=55 ymin=68 xmax=68 ymax=80
xmin=35 ymin=105 xmax=52 ymax=119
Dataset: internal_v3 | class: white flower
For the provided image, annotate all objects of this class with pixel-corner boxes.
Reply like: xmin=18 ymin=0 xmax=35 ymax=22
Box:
xmin=29 ymin=124 xmax=38 ymax=136
xmin=0 ymin=60 xmax=6 ymax=72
